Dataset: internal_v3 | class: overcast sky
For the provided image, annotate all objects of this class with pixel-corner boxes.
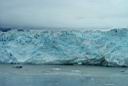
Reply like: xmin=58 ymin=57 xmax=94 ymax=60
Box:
xmin=0 ymin=0 xmax=128 ymax=30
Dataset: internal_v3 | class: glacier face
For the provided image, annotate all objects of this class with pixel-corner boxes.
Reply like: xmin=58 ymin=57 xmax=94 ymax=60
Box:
xmin=0 ymin=28 xmax=128 ymax=66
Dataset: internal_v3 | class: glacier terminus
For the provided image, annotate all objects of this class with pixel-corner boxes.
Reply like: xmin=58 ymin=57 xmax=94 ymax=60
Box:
xmin=0 ymin=28 xmax=128 ymax=66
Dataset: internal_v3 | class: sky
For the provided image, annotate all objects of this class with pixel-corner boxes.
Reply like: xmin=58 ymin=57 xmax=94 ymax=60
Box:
xmin=0 ymin=0 xmax=128 ymax=30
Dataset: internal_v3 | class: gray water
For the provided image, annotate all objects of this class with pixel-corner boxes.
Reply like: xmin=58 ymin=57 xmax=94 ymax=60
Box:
xmin=0 ymin=64 xmax=128 ymax=86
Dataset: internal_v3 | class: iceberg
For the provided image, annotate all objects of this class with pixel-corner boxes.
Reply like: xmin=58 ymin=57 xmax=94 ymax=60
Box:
xmin=0 ymin=28 xmax=128 ymax=66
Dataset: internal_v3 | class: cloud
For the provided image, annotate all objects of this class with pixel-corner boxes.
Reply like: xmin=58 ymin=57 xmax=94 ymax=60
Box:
xmin=0 ymin=0 xmax=128 ymax=29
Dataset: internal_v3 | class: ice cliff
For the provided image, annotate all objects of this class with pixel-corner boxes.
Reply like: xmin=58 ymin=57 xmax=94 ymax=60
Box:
xmin=0 ymin=28 xmax=128 ymax=66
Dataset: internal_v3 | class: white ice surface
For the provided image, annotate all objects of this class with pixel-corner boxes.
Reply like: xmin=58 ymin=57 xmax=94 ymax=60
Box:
xmin=0 ymin=28 xmax=128 ymax=66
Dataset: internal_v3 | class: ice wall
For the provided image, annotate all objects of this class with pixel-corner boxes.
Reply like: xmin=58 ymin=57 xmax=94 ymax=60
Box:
xmin=0 ymin=28 xmax=128 ymax=66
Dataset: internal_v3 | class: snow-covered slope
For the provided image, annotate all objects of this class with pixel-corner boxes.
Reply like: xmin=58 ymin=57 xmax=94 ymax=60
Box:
xmin=0 ymin=28 xmax=128 ymax=66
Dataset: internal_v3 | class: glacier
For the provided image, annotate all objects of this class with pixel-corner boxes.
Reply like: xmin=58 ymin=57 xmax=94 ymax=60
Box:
xmin=0 ymin=28 xmax=128 ymax=66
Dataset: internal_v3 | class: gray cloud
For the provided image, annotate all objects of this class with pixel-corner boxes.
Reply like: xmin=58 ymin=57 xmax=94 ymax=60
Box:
xmin=0 ymin=0 xmax=128 ymax=30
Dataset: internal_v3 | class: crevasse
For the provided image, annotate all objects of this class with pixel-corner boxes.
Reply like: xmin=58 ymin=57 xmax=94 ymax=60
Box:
xmin=0 ymin=28 xmax=128 ymax=66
